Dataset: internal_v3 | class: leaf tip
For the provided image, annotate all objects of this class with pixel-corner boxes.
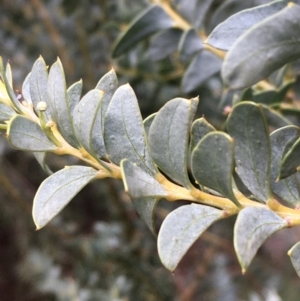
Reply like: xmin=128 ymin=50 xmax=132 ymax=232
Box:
xmin=287 ymin=249 xmax=292 ymax=256
xmin=241 ymin=267 xmax=246 ymax=275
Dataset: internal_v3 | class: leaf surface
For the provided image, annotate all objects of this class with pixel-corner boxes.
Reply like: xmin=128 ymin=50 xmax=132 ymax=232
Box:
xmin=148 ymin=97 xmax=199 ymax=188
xmin=0 ymin=57 xmax=23 ymax=112
xmin=234 ymin=207 xmax=287 ymax=272
xmin=94 ymin=69 xmax=118 ymax=158
xmin=0 ymin=103 xmax=15 ymax=122
xmin=7 ymin=115 xmax=57 ymax=152
xmin=33 ymin=166 xmax=98 ymax=229
xmin=22 ymin=72 xmax=32 ymax=105
xmin=112 ymin=5 xmax=173 ymax=57
xmin=104 ymin=84 xmax=157 ymax=176
xmin=121 ymin=159 xmax=166 ymax=234
xmin=207 ymin=0 xmax=286 ymax=51
xmin=73 ymin=89 xmax=104 ymax=157
xmin=148 ymin=28 xmax=182 ymax=61
xmin=227 ymin=102 xmax=271 ymax=202
xmin=279 ymin=136 xmax=300 ymax=179
xmin=270 ymin=126 xmax=300 ymax=205
xmin=288 ymin=241 xmax=300 ymax=277
xmin=182 ymin=51 xmax=222 ymax=93
xmin=68 ymin=80 xmax=82 ymax=115
xmin=47 ymin=58 xmax=78 ymax=147
xmin=222 ymin=4 xmax=300 ymax=89
xmin=158 ymin=204 xmax=223 ymax=271
xmin=178 ymin=28 xmax=203 ymax=60
xmin=33 ymin=152 xmax=53 ymax=175
xmin=192 ymin=132 xmax=240 ymax=206
xmin=190 ymin=117 xmax=216 ymax=152
xmin=30 ymin=56 xmax=51 ymax=119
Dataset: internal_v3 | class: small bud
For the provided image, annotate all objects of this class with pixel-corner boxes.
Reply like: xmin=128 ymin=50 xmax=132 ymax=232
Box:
xmin=37 ymin=101 xmax=47 ymax=111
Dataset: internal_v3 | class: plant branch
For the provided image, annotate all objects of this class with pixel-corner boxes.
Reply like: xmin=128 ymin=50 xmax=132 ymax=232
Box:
xmin=156 ymin=172 xmax=300 ymax=225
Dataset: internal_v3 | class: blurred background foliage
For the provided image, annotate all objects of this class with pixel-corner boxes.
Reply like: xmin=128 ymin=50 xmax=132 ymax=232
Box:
xmin=1 ymin=0 xmax=300 ymax=300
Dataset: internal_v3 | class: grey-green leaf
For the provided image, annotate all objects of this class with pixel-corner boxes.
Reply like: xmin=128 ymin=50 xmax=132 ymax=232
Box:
xmin=158 ymin=204 xmax=223 ymax=271
xmin=22 ymin=72 xmax=32 ymax=105
xmin=270 ymin=126 xmax=300 ymax=205
xmin=104 ymin=84 xmax=157 ymax=176
xmin=206 ymin=0 xmax=286 ymax=51
xmin=288 ymin=241 xmax=300 ymax=277
xmin=148 ymin=97 xmax=199 ymax=188
xmin=143 ymin=113 xmax=156 ymax=137
xmin=190 ymin=117 xmax=216 ymax=152
xmin=178 ymin=28 xmax=203 ymax=60
xmin=33 ymin=166 xmax=98 ymax=229
xmin=227 ymin=102 xmax=271 ymax=202
xmin=47 ymin=58 xmax=78 ymax=147
xmin=222 ymin=4 xmax=300 ymax=89
xmin=182 ymin=51 xmax=222 ymax=93
xmin=33 ymin=152 xmax=53 ymax=175
xmin=68 ymin=79 xmax=82 ymax=115
xmin=121 ymin=159 xmax=167 ymax=235
xmin=131 ymin=198 xmax=159 ymax=235
xmin=5 ymin=62 xmax=12 ymax=88
xmin=0 ymin=103 xmax=16 ymax=122
xmin=234 ymin=207 xmax=287 ymax=272
xmin=30 ymin=56 xmax=51 ymax=119
xmin=191 ymin=132 xmax=240 ymax=206
xmin=7 ymin=115 xmax=57 ymax=152
xmin=121 ymin=159 xmax=167 ymax=199
xmin=262 ymin=105 xmax=291 ymax=129
xmin=112 ymin=5 xmax=174 ymax=58
xmin=148 ymin=28 xmax=182 ymax=61
xmin=0 ymin=57 xmax=23 ymax=113
xmin=94 ymin=69 xmax=118 ymax=158
xmin=251 ymin=80 xmax=294 ymax=105
xmin=279 ymin=136 xmax=300 ymax=179
xmin=73 ymin=89 xmax=104 ymax=157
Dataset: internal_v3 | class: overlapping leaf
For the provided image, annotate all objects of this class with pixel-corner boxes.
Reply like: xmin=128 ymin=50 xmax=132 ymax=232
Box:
xmin=73 ymin=89 xmax=104 ymax=157
xmin=68 ymin=80 xmax=82 ymax=115
xmin=33 ymin=166 xmax=98 ymax=229
xmin=191 ymin=132 xmax=240 ymax=206
xmin=288 ymin=241 xmax=300 ymax=277
xmin=182 ymin=51 xmax=222 ymax=93
xmin=112 ymin=5 xmax=174 ymax=57
xmin=175 ymin=0 xmax=214 ymax=29
xmin=148 ymin=97 xmax=199 ymax=188
xmin=207 ymin=0 xmax=286 ymax=51
xmin=148 ymin=28 xmax=182 ymax=61
xmin=222 ymin=4 xmax=300 ymax=89
xmin=22 ymin=72 xmax=32 ymax=105
xmin=121 ymin=159 xmax=167 ymax=234
xmin=7 ymin=115 xmax=57 ymax=152
xmin=30 ymin=56 xmax=51 ymax=119
xmin=143 ymin=113 xmax=156 ymax=137
xmin=270 ymin=126 xmax=300 ymax=205
xmin=104 ymin=84 xmax=157 ymax=176
xmin=94 ymin=69 xmax=118 ymax=158
xmin=178 ymin=28 xmax=203 ymax=60
xmin=33 ymin=152 xmax=53 ymax=175
xmin=0 ymin=57 xmax=23 ymax=113
xmin=158 ymin=204 xmax=223 ymax=271
xmin=227 ymin=102 xmax=271 ymax=202
xmin=190 ymin=117 xmax=216 ymax=152
xmin=0 ymin=103 xmax=15 ymax=122
xmin=47 ymin=58 xmax=78 ymax=147
xmin=279 ymin=136 xmax=300 ymax=179
xmin=234 ymin=207 xmax=287 ymax=272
